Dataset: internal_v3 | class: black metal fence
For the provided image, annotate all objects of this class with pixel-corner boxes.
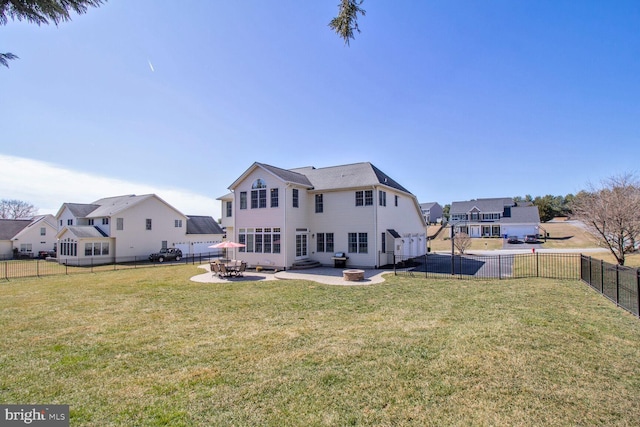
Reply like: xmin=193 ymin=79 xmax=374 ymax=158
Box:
xmin=393 ymin=252 xmax=640 ymax=318
xmin=394 ymin=252 xmax=581 ymax=280
xmin=0 ymin=252 xmax=223 ymax=281
xmin=580 ymin=255 xmax=640 ymax=317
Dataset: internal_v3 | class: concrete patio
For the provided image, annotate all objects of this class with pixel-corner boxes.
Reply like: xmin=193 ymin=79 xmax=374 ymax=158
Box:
xmin=190 ymin=264 xmax=390 ymax=286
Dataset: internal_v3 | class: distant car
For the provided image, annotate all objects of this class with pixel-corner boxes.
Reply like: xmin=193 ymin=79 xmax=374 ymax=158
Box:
xmin=38 ymin=250 xmax=56 ymax=259
xmin=525 ymin=235 xmax=538 ymax=243
xmin=507 ymin=236 xmax=520 ymax=244
xmin=149 ymin=248 xmax=182 ymax=262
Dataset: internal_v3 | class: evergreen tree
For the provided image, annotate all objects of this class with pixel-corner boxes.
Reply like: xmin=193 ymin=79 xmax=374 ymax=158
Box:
xmin=1 ymin=1 xmax=105 ymax=67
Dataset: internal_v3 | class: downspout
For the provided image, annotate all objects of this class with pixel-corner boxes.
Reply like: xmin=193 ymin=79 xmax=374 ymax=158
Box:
xmin=373 ymin=185 xmax=378 ymax=268
xmin=284 ymin=183 xmax=289 ymax=270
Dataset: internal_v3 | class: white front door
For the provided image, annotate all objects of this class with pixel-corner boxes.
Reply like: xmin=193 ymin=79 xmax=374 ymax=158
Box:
xmin=295 ymin=233 xmax=308 ymax=260
xmin=470 ymin=226 xmax=481 ymax=238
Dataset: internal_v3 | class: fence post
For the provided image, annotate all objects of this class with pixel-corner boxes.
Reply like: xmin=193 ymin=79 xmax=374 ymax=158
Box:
xmin=636 ymin=269 xmax=640 ymax=318
xmin=393 ymin=254 xmax=397 ymax=276
xmin=615 ymin=264 xmax=620 ymax=307
xmin=536 ymin=252 xmax=539 ymax=278
xmin=36 ymin=259 xmax=40 ymax=278
xmin=425 ymin=253 xmax=427 ymax=279
xmin=601 ymin=259 xmax=604 ymax=294
xmin=499 ymin=255 xmax=502 ymax=280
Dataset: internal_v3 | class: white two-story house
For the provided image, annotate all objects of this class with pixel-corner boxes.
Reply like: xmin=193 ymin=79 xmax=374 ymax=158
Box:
xmin=222 ymin=162 xmax=427 ymax=270
xmin=55 ymin=194 xmax=223 ymax=265
xmin=450 ymin=197 xmax=540 ymax=238
xmin=0 ymin=215 xmax=57 ymax=259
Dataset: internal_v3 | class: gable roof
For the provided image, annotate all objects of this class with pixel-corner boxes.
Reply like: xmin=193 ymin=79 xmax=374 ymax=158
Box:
xmin=451 ymin=198 xmax=514 ymax=213
xmin=0 ymin=219 xmax=31 ymax=240
xmin=258 ymin=163 xmax=313 ymax=187
xmin=501 ymin=206 xmax=541 ymax=224
xmin=186 ymin=216 xmax=224 ymax=235
xmin=420 ymin=202 xmax=440 ymax=210
xmin=230 ymin=162 xmax=413 ymax=195
xmin=88 ymin=194 xmax=160 ymax=217
xmin=56 ymin=194 xmax=186 ymax=219
xmin=229 ymin=162 xmax=313 ymax=190
xmin=58 ymin=203 xmax=101 ymax=218
xmin=59 ymin=226 xmax=109 ymax=239
xmin=290 ymin=162 xmax=411 ymax=193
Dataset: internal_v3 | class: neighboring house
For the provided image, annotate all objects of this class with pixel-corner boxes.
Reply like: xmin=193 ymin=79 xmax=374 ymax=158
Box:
xmin=0 ymin=215 xmax=57 ymax=259
xmin=55 ymin=194 xmax=223 ymax=265
xmin=222 ymin=162 xmax=427 ymax=270
xmin=176 ymin=215 xmax=225 ymax=256
xmin=449 ymin=197 xmax=540 ymax=238
xmin=420 ymin=202 xmax=443 ymax=224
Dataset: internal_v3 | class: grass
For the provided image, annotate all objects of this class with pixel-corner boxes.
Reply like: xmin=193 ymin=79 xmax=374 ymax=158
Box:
xmin=538 ymin=221 xmax=599 ymax=249
xmin=2 ymin=266 xmax=640 ymax=426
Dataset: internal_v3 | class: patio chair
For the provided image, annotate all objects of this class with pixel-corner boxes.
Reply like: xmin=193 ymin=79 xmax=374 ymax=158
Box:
xmin=218 ymin=263 xmax=230 ymax=278
xmin=235 ymin=262 xmax=247 ymax=277
xmin=210 ymin=262 xmax=219 ymax=276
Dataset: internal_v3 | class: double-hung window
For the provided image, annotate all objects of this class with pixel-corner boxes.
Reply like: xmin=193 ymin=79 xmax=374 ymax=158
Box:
xmin=355 ymin=190 xmax=373 ymax=206
xmin=379 ymin=190 xmax=386 ymax=206
xmin=315 ymin=194 xmax=323 ymax=213
xmin=270 ymin=188 xmax=279 ymax=208
xmin=240 ymin=192 xmax=247 ymax=210
xmin=348 ymin=232 xmax=368 ymax=253
xmin=316 ymin=233 xmax=334 ymax=253
xmin=293 ymin=189 xmax=299 ymax=208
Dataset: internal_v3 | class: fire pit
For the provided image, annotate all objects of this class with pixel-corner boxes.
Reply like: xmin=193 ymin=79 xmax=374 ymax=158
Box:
xmin=343 ymin=269 xmax=364 ymax=281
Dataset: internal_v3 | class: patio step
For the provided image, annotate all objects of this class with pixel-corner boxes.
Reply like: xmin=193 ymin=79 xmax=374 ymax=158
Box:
xmin=290 ymin=259 xmax=322 ymax=270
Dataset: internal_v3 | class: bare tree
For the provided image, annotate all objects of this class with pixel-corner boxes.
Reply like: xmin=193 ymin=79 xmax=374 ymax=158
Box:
xmin=572 ymin=173 xmax=640 ymax=265
xmin=0 ymin=199 xmax=38 ymax=219
xmin=453 ymin=232 xmax=472 ymax=254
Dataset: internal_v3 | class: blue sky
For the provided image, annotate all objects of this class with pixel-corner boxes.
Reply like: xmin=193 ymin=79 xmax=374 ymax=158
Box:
xmin=2 ymin=0 xmax=639 ymax=216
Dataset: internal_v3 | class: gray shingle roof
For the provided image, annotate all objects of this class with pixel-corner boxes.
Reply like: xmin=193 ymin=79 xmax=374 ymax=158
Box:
xmin=88 ymin=194 xmax=155 ymax=217
xmin=65 ymin=226 xmax=109 ymax=238
xmin=0 ymin=219 xmax=31 ymax=240
xmin=290 ymin=162 xmax=411 ymax=193
xmin=64 ymin=203 xmax=101 ymax=218
xmin=258 ymin=163 xmax=314 ymax=187
xmin=451 ymin=198 xmax=514 ymax=214
xmin=186 ymin=216 xmax=224 ymax=235
xmin=420 ymin=202 xmax=439 ymax=210
xmin=500 ymin=206 xmax=541 ymax=223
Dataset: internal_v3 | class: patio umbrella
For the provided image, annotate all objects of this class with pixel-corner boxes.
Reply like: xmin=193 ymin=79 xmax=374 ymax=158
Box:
xmin=209 ymin=241 xmax=246 ymax=259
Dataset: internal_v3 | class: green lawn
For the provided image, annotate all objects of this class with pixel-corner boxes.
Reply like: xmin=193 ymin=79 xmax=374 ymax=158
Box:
xmin=1 ymin=266 xmax=640 ymax=426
